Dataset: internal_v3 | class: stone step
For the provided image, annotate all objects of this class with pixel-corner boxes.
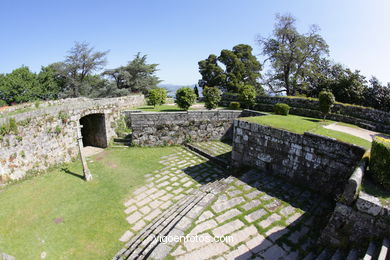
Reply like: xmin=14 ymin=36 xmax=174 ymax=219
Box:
xmin=330 ymin=249 xmax=346 ymax=260
xmin=317 ymin=248 xmax=331 ymax=260
xmin=113 ymin=138 xmax=132 ymax=143
xmin=364 ymin=241 xmax=378 ymax=260
xmin=113 ymin=179 xmax=228 ymax=260
xmin=346 ymin=248 xmax=359 ymax=260
xmin=119 ymin=193 xmax=199 ymax=259
xmin=184 ymin=144 xmax=230 ymax=168
xmin=378 ymin=238 xmax=390 ymax=260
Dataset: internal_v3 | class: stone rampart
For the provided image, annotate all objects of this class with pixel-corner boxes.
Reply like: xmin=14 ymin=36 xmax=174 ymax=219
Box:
xmin=231 ymin=119 xmax=366 ymax=197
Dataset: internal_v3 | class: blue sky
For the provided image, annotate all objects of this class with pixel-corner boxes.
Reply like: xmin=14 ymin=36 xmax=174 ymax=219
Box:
xmin=1 ymin=0 xmax=389 ymax=85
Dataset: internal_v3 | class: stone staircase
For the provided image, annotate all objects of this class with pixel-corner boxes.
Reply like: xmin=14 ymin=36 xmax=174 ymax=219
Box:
xmin=303 ymin=238 xmax=390 ymax=260
xmin=112 ymin=137 xmax=132 ymax=147
xmin=113 ymin=178 xmax=230 ymax=260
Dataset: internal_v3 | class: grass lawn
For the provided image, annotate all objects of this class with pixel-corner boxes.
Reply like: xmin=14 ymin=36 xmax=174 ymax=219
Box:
xmin=242 ymin=114 xmax=371 ymax=149
xmin=362 ymin=178 xmax=390 ymax=206
xmin=0 ymin=146 xmax=177 ymax=259
xmin=134 ymin=103 xmax=230 ymax=112
xmin=134 ymin=104 xmax=189 ymax=112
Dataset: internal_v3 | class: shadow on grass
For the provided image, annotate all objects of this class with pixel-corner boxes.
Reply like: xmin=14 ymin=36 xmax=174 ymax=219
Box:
xmin=303 ymin=118 xmax=322 ymax=123
xmin=159 ymin=109 xmax=186 ymax=112
xmin=362 ymin=175 xmax=390 ymax=205
xmin=61 ymin=167 xmax=85 ymax=180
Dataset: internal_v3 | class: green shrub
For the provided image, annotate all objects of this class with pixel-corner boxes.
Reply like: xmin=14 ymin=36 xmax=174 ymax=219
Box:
xmin=0 ymin=118 xmax=18 ymax=136
xmin=55 ymin=126 xmax=62 ymax=134
xmin=319 ymin=91 xmax=335 ymax=119
xmin=58 ymin=111 xmax=70 ymax=124
xmin=147 ymin=88 xmax=167 ymax=107
xmin=274 ymin=103 xmax=290 ymax=115
xmin=34 ymin=101 xmax=41 ymax=108
xmin=175 ymin=87 xmax=196 ymax=111
xmin=239 ymin=85 xmax=256 ymax=108
xmin=0 ymin=100 xmax=7 ymax=107
xmin=203 ymin=86 xmax=221 ymax=110
xmin=370 ymin=137 xmax=390 ymax=189
xmin=229 ymin=102 xmax=241 ymax=110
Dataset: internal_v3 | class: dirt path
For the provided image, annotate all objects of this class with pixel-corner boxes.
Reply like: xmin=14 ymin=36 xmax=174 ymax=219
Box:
xmin=324 ymin=123 xmax=381 ymax=142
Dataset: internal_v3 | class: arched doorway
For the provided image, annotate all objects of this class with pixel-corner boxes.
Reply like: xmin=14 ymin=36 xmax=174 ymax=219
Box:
xmin=79 ymin=113 xmax=108 ymax=148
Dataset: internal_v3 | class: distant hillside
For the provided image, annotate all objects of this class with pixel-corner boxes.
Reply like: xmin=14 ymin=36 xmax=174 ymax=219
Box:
xmin=158 ymin=84 xmax=201 ymax=96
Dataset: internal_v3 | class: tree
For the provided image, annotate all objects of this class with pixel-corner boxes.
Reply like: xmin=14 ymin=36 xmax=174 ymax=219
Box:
xmin=104 ymin=53 xmax=161 ymax=94
xmin=258 ymin=14 xmax=329 ymax=95
xmin=198 ymin=44 xmax=263 ymax=93
xmin=203 ymin=86 xmax=221 ymax=110
xmin=148 ymin=88 xmax=167 ymax=107
xmin=198 ymin=54 xmax=226 ymax=89
xmin=194 ymin=85 xmax=199 ymax=98
xmin=239 ymin=85 xmax=257 ymax=108
xmin=363 ymin=77 xmax=390 ymax=112
xmin=36 ymin=65 xmax=62 ymax=100
xmin=0 ymin=66 xmax=40 ymax=104
xmin=175 ymin=87 xmax=196 ymax=110
xmin=59 ymin=42 xmax=109 ymax=97
xmin=319 ymin=91 xmax=335 ymax=119
xmin=304 ymin=62 xmax=367 ymax=105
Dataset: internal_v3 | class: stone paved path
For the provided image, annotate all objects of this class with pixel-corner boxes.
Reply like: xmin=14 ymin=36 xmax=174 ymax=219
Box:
xmin=116 ymin=145 xmax=334 ymax=260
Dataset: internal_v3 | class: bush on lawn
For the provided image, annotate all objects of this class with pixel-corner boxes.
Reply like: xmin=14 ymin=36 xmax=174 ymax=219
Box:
xmin=0 ymin=100 xmax=7 ymax=107
xmin=175 ymin=87 xmax=196 ymax=110
xmin=203 ymin=86 xmax=221 ymax=110
xmin=370 ymin=136 xmax=390 ymax=189
xmin=319 ymin=91 xmax=335 ymax=119
xmin=147 ymin=88 xmax=167 ymax=107
xmin=239 ymin=85 xmax=256 ymax=108
xmin=274 ymin=103 xmax=290 ymax=115
xmin=229 ymin=102 xmax=241 ymax=110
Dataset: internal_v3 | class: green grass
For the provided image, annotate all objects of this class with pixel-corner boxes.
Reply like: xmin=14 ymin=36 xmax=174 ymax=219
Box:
xmin=242 ymin=114 xmax=371 ymax=149
xmin=0 ymin=107 xmax=38 ymax=118
xmin=362 ymin=178 xmax=390 ymax=206
xmin=0 ymin=146 xmax=177 ymax=259
xmin=134 ymin=104 xmax=190 ymax=112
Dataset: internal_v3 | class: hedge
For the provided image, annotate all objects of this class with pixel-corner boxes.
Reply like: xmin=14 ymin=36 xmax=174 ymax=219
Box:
xmin=229 ymin=102 xmax=241 ymax=110
xmin=274 ymin=103 xmax=290 ymax=116
xmin=370 ymin=136 xmax=390 ymax=189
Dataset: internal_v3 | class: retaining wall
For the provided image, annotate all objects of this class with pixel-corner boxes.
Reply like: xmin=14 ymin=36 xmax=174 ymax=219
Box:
xmin=221 ymin=94 xmax=390 ymax=134
xmin=320 ymin=192 xmax=390 ymax=247
xmin=0 ymin=95 xmax=145 ymax=181
xmin=126 ymin=110 xmax=264 ymax=146
xmin=231 ymin=119 xmax=366 ymax=197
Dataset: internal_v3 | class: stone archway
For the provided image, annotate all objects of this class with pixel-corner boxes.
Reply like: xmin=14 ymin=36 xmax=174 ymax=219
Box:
xmin=79 ymin=113 xmax=108 ymax=148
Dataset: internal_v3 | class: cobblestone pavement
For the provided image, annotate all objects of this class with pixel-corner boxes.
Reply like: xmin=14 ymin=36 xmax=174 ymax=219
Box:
xmin=118 ymin=145 xmax=334 ymax=260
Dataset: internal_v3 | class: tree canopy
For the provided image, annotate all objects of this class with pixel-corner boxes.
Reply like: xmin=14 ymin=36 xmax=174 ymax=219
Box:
xmin=198 ymin=44 xmax=263 ymax=93
xmin=103 ymin=53 xmax=160 ymax=94
xmin=258 ymin=14 xmax=329 ymax=96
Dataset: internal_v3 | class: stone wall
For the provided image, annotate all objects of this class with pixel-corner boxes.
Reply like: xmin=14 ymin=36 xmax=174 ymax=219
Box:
xmin=221 ymin=94 xmax=390 ymax=134
xmin=126 ymin=110 xmax=264 ymax=146
xmin=231 ymin=119 xmax=366 ymax=197
xmin=320 ymin=192 xmax=390 ymax=247
xmin=0 ymin=95 xmax=145 ymax=181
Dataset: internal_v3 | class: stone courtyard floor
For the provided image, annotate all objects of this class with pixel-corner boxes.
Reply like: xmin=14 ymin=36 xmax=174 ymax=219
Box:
xmin=117 ymin=142 xmax=334 ymax=260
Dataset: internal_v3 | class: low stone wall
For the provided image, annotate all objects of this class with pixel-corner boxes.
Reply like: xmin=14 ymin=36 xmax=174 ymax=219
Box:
xmin=231 ymin=120 xmax=366 ymax=197
xmin=221 ymin=94 xmax=390 ymax=134
xmin=320 ymin=192 xmax=390 ymax=247
xmin=126 ymin=110 xmax=264 ymax=146
xmin=0 ymin=95 xmax=145 ymax=181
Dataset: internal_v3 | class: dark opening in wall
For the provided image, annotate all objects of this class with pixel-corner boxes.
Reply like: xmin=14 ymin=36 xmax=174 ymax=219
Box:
xmin=79 ymin=113 xmax=108 ymax=148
